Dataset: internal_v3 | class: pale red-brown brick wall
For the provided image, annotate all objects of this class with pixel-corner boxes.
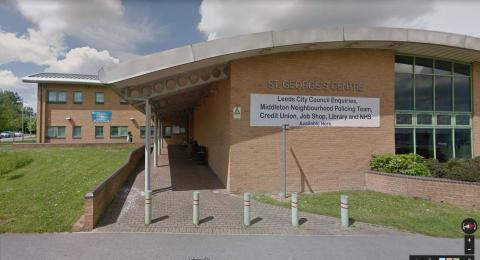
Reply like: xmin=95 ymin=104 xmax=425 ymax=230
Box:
xmin=41 ymin=84 xmax=146 ymax=143
xmin=366 ymin=171 xmax=480 ymax=209
xmin=228 ymin=49 xmax=395 ymax=193
xmin=193 ymin=80 xmax=231 ymax=188
xmin=472 ymin=62 xmax=480 ymax=156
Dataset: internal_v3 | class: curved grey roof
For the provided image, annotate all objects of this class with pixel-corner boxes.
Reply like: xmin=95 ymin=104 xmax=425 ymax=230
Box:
xmin=99 ymin=26 xmax=480 ymax=88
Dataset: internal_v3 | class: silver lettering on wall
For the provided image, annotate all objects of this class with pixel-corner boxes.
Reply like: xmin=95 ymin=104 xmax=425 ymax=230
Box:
xmin=267 ymin=80 xmax=364 ymax=92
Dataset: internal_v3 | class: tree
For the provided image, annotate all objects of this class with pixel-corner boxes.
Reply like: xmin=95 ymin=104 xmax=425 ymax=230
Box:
xmin=0 ymin=90 xmax=35 ymax=133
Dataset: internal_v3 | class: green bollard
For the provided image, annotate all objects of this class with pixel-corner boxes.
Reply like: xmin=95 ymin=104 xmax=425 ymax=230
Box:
xmin=244 ymin=192 xmax=251 ymax=226
xmin=291 ymin=192 xmax=299 ymax=227
xmin=341 ymin=195 xmax=349 ymax=228
xmin=193 ymin=191 xmax=200 ymax=225
xmin=145 ymin=190 xmax=152 ymax=225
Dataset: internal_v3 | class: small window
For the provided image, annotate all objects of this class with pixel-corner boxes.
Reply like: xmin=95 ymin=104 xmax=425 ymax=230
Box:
xmin=396 ymin=114 xmax=412 ymax=125
xmin=163 ymin=126 xmax=172 ymax=138
xmin=73 ymin=92 xmax=83 ymax=104
xmin=47 ymin=126 xmax=66 ymax=138
xmin=95 ymin=126 xmax=104 ymax=138
xmin=417 ymin=114 xmax=432 ymax=125
xmin=73 ymin=126 xmax=81 ymax=138
xmin=436 ymin=115 xmax=451 ymax=125
xmin=140 ymin=126 xmax=155 ymax=138
xmin=95 ymin=92 xmax=105 ymax=104
xmin=48 ymin=91 xmax=67 ymax=103
xmin=455 ymin=115 xmax=470 ymax=125
xmin=110 ymin=126 xmax=128 ymax=138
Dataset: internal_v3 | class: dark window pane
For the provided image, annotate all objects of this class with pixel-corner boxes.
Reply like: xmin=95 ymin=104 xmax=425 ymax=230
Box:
xmin=434 ymin=76 xmax=452 ymax=111
xmin=395 ymin=128 xmax=414 ymax=154
xmin=454 ymin=77 xmax=471 ymax=112
xmin=395 ymin=73 xmax=414 ymax=110
xmin=455 ymin=115 xmax=470 ymax=125
xmin=454 ymin=63 xmax=470 ymax=76
xmin=396 ymin=114 xmax=412 ymax=125
xmin=455 ymin=129 xmax=471 ymax=159
xmin=437 ymin=115 xmax=451 ymax=125
xmin=417 ymin=114 xmax=432 ymax=125
xmin=395 ymin=56 xmax=413 ymax=73
xmin=415 ymin=57 xmax=433 ymax=74
xmin=415 ymin=74 xmax=433 ymax=110
xmin=434 ymin=60 xmax=452 ymax=75
xmin=416 ymin=128 xmax=434 ymax=158
xmin=436 ymin=129 xmax=453 ymax=162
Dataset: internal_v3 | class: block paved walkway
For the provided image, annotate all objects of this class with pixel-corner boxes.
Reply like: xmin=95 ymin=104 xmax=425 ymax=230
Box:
xmin=94 ymin=146 xmax=406 ymax=235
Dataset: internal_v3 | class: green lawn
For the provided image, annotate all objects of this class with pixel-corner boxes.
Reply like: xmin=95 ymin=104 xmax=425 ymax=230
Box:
xmin=255 ymin=190 xmax=480 ymax=238
xmin=0 ymin=147 xmax=134 ymax=232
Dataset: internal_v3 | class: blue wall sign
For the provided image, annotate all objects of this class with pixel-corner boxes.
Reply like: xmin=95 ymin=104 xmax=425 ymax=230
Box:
xmin=91 ymin=111 xmax=112 ymax=123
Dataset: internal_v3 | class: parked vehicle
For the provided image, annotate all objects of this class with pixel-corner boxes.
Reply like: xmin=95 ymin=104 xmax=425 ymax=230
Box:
xmin=14 ymin=132 xmax=23 ymax=137
xmin=0 ymin=132 xmax=13 ymax=138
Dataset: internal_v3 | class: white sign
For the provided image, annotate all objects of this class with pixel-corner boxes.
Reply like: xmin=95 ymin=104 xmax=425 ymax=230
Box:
xmin=250 ymin=93 xmax=380 ymax=127
xmin=233 ymin=106 xmax=241 ymax=119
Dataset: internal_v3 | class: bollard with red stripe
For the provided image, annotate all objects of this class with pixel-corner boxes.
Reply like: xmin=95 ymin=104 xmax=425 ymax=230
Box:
xmin=193 ymin=191 xmax=199 ymax=225
xmin=341 ymin=195 xmax=349 ymax=228
xmin=291 ymin=192 xmax=299 ymax=227
xmin=244 ymin=192 xmax=251 ymax=226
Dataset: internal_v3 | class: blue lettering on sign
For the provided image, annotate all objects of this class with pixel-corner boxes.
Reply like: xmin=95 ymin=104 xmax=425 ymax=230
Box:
xmin=91 ymin=111 xmax=112 ymax=123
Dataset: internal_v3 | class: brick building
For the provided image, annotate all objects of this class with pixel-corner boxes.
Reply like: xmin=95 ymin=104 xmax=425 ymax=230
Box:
xmin=23 ymin=27 xmax=480 ymax=194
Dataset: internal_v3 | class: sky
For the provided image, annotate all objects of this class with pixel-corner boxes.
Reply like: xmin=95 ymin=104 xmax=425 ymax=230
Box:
xmin=0 ymin=0 xmax=479 ymax=111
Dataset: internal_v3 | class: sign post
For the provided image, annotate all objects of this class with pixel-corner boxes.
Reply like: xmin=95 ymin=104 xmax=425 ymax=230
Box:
xmin=282 ymin=124 xmax=288 ymax=198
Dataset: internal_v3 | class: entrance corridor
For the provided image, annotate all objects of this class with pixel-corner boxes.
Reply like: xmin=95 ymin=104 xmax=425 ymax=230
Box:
xmin=94 ymin=146 xmax=405 ymax=235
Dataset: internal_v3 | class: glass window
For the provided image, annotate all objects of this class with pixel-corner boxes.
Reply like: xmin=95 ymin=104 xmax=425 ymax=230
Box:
xmin=434 ymin=76 xmax=452 ymax=111
xmin=435 ymin=129 xmax=453 ymax=162
xmin=95 ymin=126 xmax=104 ymax=138
xmin=415 ymin=74 xmax=433 ymax=110
xmin=416 ymin=128 xmax=434 ymax=159
xmin=47 ymin=126 xmax=66 ymax=138
xmin=395 ymin=128 xmax=414 ymax=154
xmin=110 ymin=126 xmax=128 ymax=137
xmin=140 ymin=126 xmax=155 ymax=138
xmin=437 ymin=115 xmax=451 ymax=125
xmin=415 ymin=57 xmax=433 ymax=74
xmin=417 ymin=114 xmax=432 ymax=125
xmin=455 ymin=129 xmax=471 ymax=159
xmin=455 ymin=115 xmax=470 ymax=125
xmin=454 ymin=77 xmax=471 ymax=112
xmin=95 ymin=92 xmax=105 ymax=104
xmin=454 ymin=63 xmax=470 ymax=76
xmin=395 ymin=73 xmax=414 ymax=110
xmin=163 ymin=126 xmax=172 ymax=138
xmin=73 ymin=126 xmax=81 ymax=138
xmin=434 ymin=60 xmax=452 ymax=75
xmin=395 ymin=56 xmax=413 ymax=73
xmin=396 ymin=114 xmax=412 ymax=125
xmin=48 ymin=91 xmax=67 ymax=103
xmin=73 ymin=92 xmax=83 ymax=104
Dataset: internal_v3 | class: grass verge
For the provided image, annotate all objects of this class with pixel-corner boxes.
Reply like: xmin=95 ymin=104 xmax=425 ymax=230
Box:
xmin=255 ymin=190 xmax=480 ymax=238
xmin=0 ymin=147 xmax=134 ymax=232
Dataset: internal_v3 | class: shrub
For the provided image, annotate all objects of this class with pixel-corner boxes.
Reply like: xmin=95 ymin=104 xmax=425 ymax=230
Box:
xmin=370 ymin=153 xmax=431 ymax=177
xmin=425 ymin=157 xmax=480 ymax=182
xmin=0 ymin=152 xmax=34 ymax=175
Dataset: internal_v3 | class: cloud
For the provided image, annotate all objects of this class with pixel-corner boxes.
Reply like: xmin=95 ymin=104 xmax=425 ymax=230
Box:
xmin=14 ymin=0 xmax=158 ymax=53
xmin=0 ymin=69 xmax=36 ymax=109
xmin=45 ymin=47 xmax=119 ymax=74
xmin=198 ymin=0 xmax=435 ymax=40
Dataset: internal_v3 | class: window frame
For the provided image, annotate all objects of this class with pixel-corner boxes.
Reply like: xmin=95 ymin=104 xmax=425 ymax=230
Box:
xmin=95 ymin=92 xmax=105 ymax=104
xmin=72 ymin=126 xmax=82 ymax=139
xmin=47 ymin=126 xmax=66 ymax=138
xmin=140 ymin=126 xmax=155 ymax=138
xmin=110 ymin=126 xmax=128 ymax=138
xmin=95 ymin=126 xmax=104 ymax=139
xmin=47 ymin=91 xmax=67 ymax=104
xmin=73 ymin=91 xmax=83 ymax=104
xmin=394 ymin=54 xmax=473 ymax=160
